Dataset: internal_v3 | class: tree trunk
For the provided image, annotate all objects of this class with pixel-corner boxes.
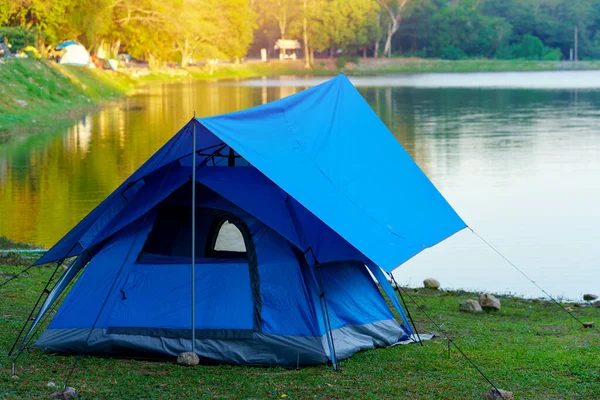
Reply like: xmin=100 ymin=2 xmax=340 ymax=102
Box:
xmin=278 ymin=9 xmax=287 ymax=39
xmin=180 ymin=39 xmax=190 ymax=67
xmin=378 ymin=0 xmax=405 ymax=58
xmin=363 ymin=46 xmax=367 ymax=59
xmin=374 ymin=12 xmax=381 ymax=58
xmin=148 ymin=53 xmax=159 ymax=70
xmin=111 ymin=40 xmax=121 ymax=58
xmin=303 ymin=0 xmax=310 ymax=68
xmin=383 ymin=20 xmax=399 ymax=57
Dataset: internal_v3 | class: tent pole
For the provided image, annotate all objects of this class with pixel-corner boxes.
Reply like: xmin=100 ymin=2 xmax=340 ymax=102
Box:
xmin=191 ymin=116 xmax=197 ymax=355
xmin=389 ymin=273 xmax=423 ymax=346
xmin=8 ymin=259 xmax=63 ymax=356
xmin=312 ymin=257 xmax=339 ymax=372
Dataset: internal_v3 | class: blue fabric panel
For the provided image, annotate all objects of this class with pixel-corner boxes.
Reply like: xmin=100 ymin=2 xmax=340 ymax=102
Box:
xmin=196 ymin=166 xmax=369 ymax=266
xmin=36 ymin=120 xmax=222 ymax=265
xmin=106 ymin=262 xmax=253 ymax=330
xmin=365 ymin=262 xmax=411 ymax=332
xmin=319 ymin=262 xmax=396 ymax=331
xmin=250 ymin=222 xmax=319 ymax=336
xmin=80 ymin=165 xmax=192 ymax=250
xmin=199 ymin=75 xmax=466 ymax=272
xmin=49 ymin=215 xmax=155 ymax=329
xmin=195 ymin=167 xmax=303 ymax=249
xmin=23 ymin=252 xmax=92 ymax=344
xmin=287 ymin=197 xmax=366 ymax=264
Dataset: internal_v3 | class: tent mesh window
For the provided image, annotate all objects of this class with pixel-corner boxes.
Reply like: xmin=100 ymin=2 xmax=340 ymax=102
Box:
xmin=137 ymin=207 xmax=248 ymax=262
xmin=206 ymin=219 xmax=247 ymax=259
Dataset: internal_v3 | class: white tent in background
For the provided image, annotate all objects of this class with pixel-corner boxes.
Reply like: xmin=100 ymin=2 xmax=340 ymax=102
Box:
xmin=56 ymin=40 xmax=90 ymax=67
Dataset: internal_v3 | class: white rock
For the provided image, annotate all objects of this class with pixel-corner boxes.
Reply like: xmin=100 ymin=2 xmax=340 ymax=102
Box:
xmin=47 ymin=382 xmax=57 ymax=387
xmin=479 ymin=293 xmax=501 ymax=311
xmin=423 ymin=278 xmax=440 ymax=289
xmin=459 ymin=299 xmax=482 ymax=313
xmin=177 ymin=351 xmax=199 ymax=366
xmin=15 ymin=99 xmax=28 ymax=107
xmin=486 ymin=388 xmax=514 ymax=400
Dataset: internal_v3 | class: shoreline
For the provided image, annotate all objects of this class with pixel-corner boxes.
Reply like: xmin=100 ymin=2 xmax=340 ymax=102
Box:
xmin=3 ymin=58 xmax=600 ymax=141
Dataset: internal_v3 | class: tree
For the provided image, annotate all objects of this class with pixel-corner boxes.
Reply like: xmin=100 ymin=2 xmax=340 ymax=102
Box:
xmin=309 ymin=0 xmax=378 ymax=59
xmin=376 ymin=0 xmax=411 ymax=57
xmin=169 ymin=0 xmax=221 ymax=67
xmin=255 ymin=0 xmax=301 ymax=39
xmin=432 ymin=1 xmax=512 ymax=59
xmin=67 ymin=0 xmax=113 ymax=52
xmin=302 ymin=0 xmax=310 ymax=67
xmin=110 ymin=0 xmax=174 ymax=67
xmin=217 ymin=0 xmax=257 ymax=62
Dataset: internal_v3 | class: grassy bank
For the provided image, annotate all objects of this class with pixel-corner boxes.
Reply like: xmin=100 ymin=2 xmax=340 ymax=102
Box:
xmin=0 ymin=59 xmax=138 ymax=139
xmin=0 ymin=254 xmax=598 ymax=399
xmin=0 ymin=59 xmax=318 ymax=140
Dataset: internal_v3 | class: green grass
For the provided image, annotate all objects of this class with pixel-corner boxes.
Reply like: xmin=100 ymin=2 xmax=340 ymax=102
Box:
xmin=0 ymin=59 xmax=136 ymax=139
xmin=0 ymin=254 xmax=598 ymax=399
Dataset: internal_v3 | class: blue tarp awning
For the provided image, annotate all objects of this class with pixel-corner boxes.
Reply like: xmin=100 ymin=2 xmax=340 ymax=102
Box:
xmin=34 ymin=74 xmax=465 ymax=272
xmin=199 ymin=74 xmax=466 ymax=272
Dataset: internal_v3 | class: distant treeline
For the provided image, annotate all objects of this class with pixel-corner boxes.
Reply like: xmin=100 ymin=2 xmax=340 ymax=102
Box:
xmin=1 ymin=0 xmax=598 ymax=67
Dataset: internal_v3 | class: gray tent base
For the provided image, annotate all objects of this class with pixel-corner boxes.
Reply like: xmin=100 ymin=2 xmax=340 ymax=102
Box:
xmin=34 ymin=319 xmax=403 ymax=367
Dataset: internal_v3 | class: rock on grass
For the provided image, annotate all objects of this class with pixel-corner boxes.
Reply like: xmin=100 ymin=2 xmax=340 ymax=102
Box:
xmin=460 ymin=299 xmax=482 ymax=313
xmin=479 ymin=293 xmax=501 ymax=311
xmin=177 ymin=352 xmax=199 ymax=366
xmin=423 ymin=278 xmax=440 ymax=289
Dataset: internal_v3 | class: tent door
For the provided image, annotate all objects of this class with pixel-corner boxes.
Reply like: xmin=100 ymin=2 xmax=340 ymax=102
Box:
xmin=104 ymin=208 xmax=262 ymax=338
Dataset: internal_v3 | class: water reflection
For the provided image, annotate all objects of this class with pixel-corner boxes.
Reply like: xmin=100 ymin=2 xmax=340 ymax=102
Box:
xmin=1 ymin=74 xmax=599 ymax=299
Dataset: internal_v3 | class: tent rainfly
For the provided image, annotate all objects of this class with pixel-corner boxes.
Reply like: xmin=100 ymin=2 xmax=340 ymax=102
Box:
xmin=21 ymin=74 xmax=466 ymax=367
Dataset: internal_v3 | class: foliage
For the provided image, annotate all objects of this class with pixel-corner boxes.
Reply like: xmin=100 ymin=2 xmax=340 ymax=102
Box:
xmin=1 ymin=259 xmax=599 ymax=398
xmin=0 ymin=26 xmax=38 ymax=51
xmin=440 ymin=46 xmax=466 ymax=60
xmin=311 ymin=0 xmax=379 ymax=54
xmin=494 ymin=34 xmax=562 ymax=60
xmin=3 ymin=0 xmax=600 ymax=66
xmin=0 ymin=0 xmax=257 ymax=67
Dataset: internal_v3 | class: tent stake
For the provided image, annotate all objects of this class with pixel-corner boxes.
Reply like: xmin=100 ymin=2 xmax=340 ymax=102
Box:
xmin=191 ymin=115 xmax=197 ymax=355
xmin=389 ymin=274 xmax=423 ymax=346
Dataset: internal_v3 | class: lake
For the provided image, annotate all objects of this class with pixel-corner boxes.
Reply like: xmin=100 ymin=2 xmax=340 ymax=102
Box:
xmin=1 ymin=72 xmax=599 ymax=300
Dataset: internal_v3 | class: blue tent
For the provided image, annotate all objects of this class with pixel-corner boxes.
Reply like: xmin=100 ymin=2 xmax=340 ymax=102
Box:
xmin=25 ymin=74 xmax=465 ymax=367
